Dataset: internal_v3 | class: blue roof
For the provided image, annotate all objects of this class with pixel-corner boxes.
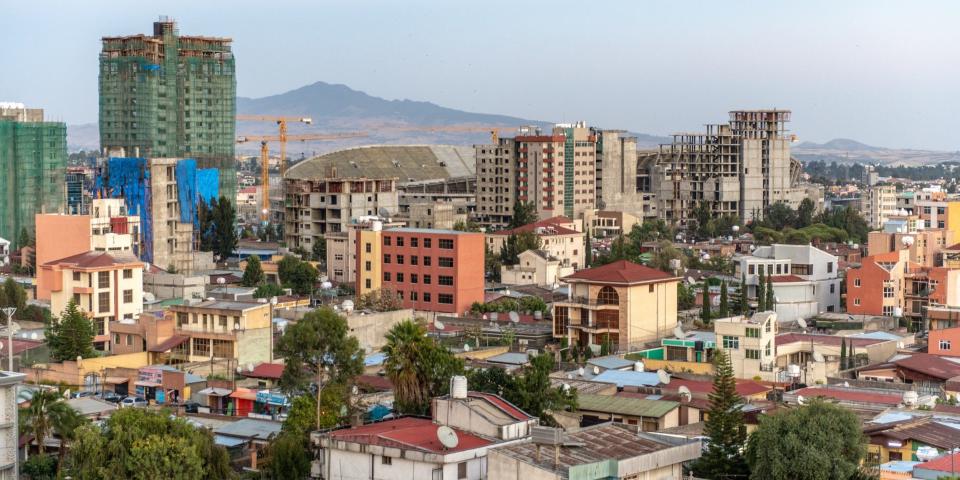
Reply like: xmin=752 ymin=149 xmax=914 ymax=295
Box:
xmin=850 ymin=331 xmax=904 ymax=341
xmin=214 ymin=434 xmax=247 ymax=448
xmin=364 ymin=352 xmax=386 ymax=367
xmin=879 ymin=461 xmax=920 ymax=473
xmin=591 ymin=369 xmax=663 ymax=388
xmin=588 ymin=356 xmax=635 ymax=370
xmin=487 ymin=352 xmax=530 ymax=365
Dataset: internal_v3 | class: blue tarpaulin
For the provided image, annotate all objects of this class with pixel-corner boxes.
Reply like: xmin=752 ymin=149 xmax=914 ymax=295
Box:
xmin=196 ymin=168 xmax=220 ymax=204
xmin=97 ymin=157 xmax=152 ymax=263
xmin=176 ymin=159 xmax=198 ymax=224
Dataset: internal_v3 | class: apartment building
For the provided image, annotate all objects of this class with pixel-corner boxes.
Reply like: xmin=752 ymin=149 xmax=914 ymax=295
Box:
xmin=38 ymin=251 xmax=144 ymax=351
xmin=485 ymin=216 xmax=585 ymax=270
xmin=325 ymin=217 xmax=404 ymax=285
xmin=553 ymin=260 xmax=679 ymax=350
xmin=0 ymin=371 xmax=24 ymax=478
xmin=474 ymin=138 xmax=517 ymax=227
xmin=500 ymin=249 xmax=571 ymax=288
xmin=734 ymin=244 xmax=841 ymax=321
xmin=867 ymin=227 xmax=952 ymax=268
xmin=356 ymin=227 xmax=485 ymax=315
xmin=168 ymin=300 xmax=273 ymax=365
xmin=915 ymin=197 xmax=960 ymax=239
xmin=846 ymin=249 xmax=910 ymax=317
xmin=582 ymin=209 xmax=641 ymax=239
xmin=861 ymin=184 xmax=898 ymax=230
xmin=714 ymin=312 xmax=778 ymax=381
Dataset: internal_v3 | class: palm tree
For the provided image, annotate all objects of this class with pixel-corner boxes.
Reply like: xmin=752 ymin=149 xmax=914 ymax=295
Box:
xmin=382 ymin=320 xmax=430 ymax=414
xmin=20 ymin=389 xmax=85 ymax=460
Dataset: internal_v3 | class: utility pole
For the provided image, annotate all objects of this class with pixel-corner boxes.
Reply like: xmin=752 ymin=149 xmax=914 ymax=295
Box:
xmin=1 ymin=307 xmax=16 ymax=372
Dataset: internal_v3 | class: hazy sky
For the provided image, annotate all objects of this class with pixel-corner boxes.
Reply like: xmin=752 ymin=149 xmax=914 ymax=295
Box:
xmin=2 ymin=0 xmax=959 ymax=150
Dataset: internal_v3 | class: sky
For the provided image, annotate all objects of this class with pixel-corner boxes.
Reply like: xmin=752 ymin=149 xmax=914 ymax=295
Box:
xmin=2 ymin=0 xmax=959 ymax=150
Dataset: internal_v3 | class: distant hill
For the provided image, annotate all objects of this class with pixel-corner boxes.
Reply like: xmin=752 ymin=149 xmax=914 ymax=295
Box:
xmin=793 ymin=137 xmax=960 ymax=167
xmin=796 ymin=138 xmax=881 ymax=151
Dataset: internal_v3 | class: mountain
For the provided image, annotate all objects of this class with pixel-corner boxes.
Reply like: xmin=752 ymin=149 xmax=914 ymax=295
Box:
xmin=796 ymin=138 xmax=881 ymax=151
xmin=793 ymin=137 xmax=960 ymax=167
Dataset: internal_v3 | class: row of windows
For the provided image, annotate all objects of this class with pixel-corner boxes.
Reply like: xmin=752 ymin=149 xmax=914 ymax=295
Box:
xmin=382 ymin=272 xmax=454 ymax=285
xmin=383 ymin=236 xmax=455 ymax=249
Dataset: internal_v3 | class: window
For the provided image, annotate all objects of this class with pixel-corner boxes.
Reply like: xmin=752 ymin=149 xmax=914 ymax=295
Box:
xmin=827 ymin=262 xmax=834 ymax=273
xmin=365 ymin=261 xmax=372 ymax=272
xmin=438 ymin=293 xmax=454 ymax=304
xmin=114 ymin=334 xmax=120 ymax=345
xmin=882 ymin=305 xmax=893 ymax=316
xmin=458 ymin=462 xmax=467 ymax=479
xmin=423 ymin=275 xmax=431 ymax=285
xmin=941 ymin=340 xmax=952 ymax=351
xmin=411 ymin=255 xmax=418 ymax=265
xmin=745 ymin=327 xmax=760 ymax=338
xmin=748 ymin=264 xmax=755 ymax=275
xmin=439 ymin=239 xmax=454 ymax=249
xmin=219 ymin=315 xmax=228 ymax=327
xmin=830 ymin=283 xmax=836 ymax=294
xmin=383 ymin=254 xmax=391 ymax=264
xmin=365 ymin=242 xmax=371 ymax=253
xmin=73 ymin=271 xmax=81 ymax=281
xmin=396 ymin=255 xmax=405 ymax=265
xmin=384 ymin=236 xmax=391 ymax=246
xmin=888 ymin=451 xmax=903 ymax=462
xmin=123 ymin=289 xmax=133 ymax=303
xmin=384 ymin=272 xmax=391 ymax=281
xmin=382 ymin=456 xmax=392 ymax=465
xmin=745 ymin=349 xmax=760 ymax=360
xmin=423 ymin=292 xmax=431 ymax=302
xmin=396 ymin=273 xmax=404 ymax=282
xmin=396 ymin=237 xmax=404 ymax=247
xmin=424 ymin=256 xmax=432 ymax=266
xmin=792 ymin=264 xmax=812 ymax=276
xmin=765 ymin=341 xmax=772 ymax=356
xmin=854 ymin=298 xmax=861 ymax=306
xmin=597 ymin=286 xmax=619 ymax=305
xmin=365 ymin=279 xmax=372 ymax=289
xmin=98 ymin=271 xmax=110 ymax=289
xmin=123 ymin=269 xmax=133 ymax=279
xmin=74 ymin=293 xmax=81 ymax=305
xmin=883 ymin=286 xmax=894 ymax=298
xmin=410 ymin=291 xmax=418 ymax=301
xmin=439 ymin=275 xmax=454 ymax=286
xmin=411 ymin=238 xmax=419 ymax=248
xmin=854 ymin=278 xmax=861 ymax=287
xmin=722 ymin=335 xmax=739 ymax=350
xmin=126 ymin=334 xmax=133 ymax=346
xmin=424 ymin=238 xmax=432 ymax=248
xmin=411 ymin=274 xmax=418 ymax=284
xmin=439 ymin=257 xmax=454 ymax=268
xmin=98 ymin=291 xmax=110 ymax=313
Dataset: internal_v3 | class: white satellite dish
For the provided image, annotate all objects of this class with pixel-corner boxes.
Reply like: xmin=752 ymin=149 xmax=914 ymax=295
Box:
xmin=657 ymin=369 xmax=671 ymax=385
xmin=217 ymin=277 xmax=226 ymax=285
xmin=797 ymin=395 xmax=805 ymax=405
xmin=674 ymin=325 xmax=687 ymax=339
xmin=63 ymin=389 xmax=71 ymax=399
xmin=508 ymin=311 xmax=520 ymax=323
xmin=247 ymin=363 xmax=255 ymax=372
xmin=678 ymin=385 xmax=692 ymax=402
xmin=29 ymin=332 xmax=37 ymax=340
xmin=437 ymin=426 xmax=459 ymax=449
xmin=797 ymin=318 xmax=807 ymax=329
xmin=561 ymin=383 xmax=571 ymax=392
xmin=812 ymin=351 xmax=825 ymax=362
xmin=577 ymin=367 xmax=585 ymax=377
xmin=434 ymin=320 xmax=445 ymax=331
xmin=592 ymin=366 xmax=600 ymax=375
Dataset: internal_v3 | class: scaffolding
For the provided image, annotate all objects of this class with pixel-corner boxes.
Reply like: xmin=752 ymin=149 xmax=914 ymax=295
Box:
xmin=0 ymin=118 xmax=66 ymax=246
xmin=99 ymin=18 xmax=236 ymax=200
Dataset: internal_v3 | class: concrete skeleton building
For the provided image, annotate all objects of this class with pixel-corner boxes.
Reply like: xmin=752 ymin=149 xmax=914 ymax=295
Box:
xmin=638 ymin=109 xmax=818 ymax=228
xmin=99 ymin=17 xmax=237 ymax=199
xmin=0 ymin=103 xmax=67 ymax=246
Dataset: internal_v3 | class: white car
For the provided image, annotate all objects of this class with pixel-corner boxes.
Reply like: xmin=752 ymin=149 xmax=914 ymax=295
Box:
xmin=120 ymin=396 xmax=148 ymax=408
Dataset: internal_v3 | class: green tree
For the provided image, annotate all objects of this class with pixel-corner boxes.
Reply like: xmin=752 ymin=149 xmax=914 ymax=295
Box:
xmin=254 ymin=282 xmax=285 ymax=299
xmin=840 ymin=337 xmax=847 ymax=370
xmin=503 ymin=354 xmax=577 ymax=426
xmin=764 ymin=202 xmax=799 ymax=230
xmin=797 ymin=198 xmax=816 ymax=228
xmin=757 ymin=268 xmax=766 ymax=311
xmin=519 ymin=296 xmax=547 ymax=314
xmin=312 ymin=237 xmax=326 ymax=264
xmin=739 ymin=275 xmax=750 ymax=315
xmin=701 ymin=283 xmax=711 ymax=322
xmin=690 ymin=349 xmax=749 ymax=479
xmin=212 ymin=196 xmax=239 ymax=261
xmin=382 ymin=320 xmax=464 ymax=415
xmin=746 ymin=399 xmax=868 ymax=480
xmin=276 ymin=307 xmax=364 ymax=399
xmin=22 ymin=453 xmax=57 ymax=480
xmin=649 ymin=240 xmax=683 ymax=273
xmin=766 ymin=275 xmax=775 ymax=311
xmin=1 ymin=277 xmax=27 ymax=312
xmin=241 ymin=255 xmax=265 ymax=287
xmin=453 ymin=219 xmax=481 ymax=232
xmin=45 ymin=300 xmax=95 ymax=362
xmin=277 ymin=255 xmax=318 ymax=295
xmin=508 ymin=201 xmax=537 ymax=229
xmin=584 ymin=228 xmax=593 ymax=267
xmin=20 ymin=389 xmax=85 ymax=457
xmin=19 ymin=226 xmax=33 ymax=249
xmin=356 ymin=288 xmax=403 ymax=312
xmin=484 ymin=243 xmax=502 ymax=282
xmin=678 ymin=283 xmax=696 ymax=310
xmin=499 ymin=231 xmax=542 ymax=265
xmin=719 ymin=280 xmax=729 ymax=317
xmin=260 ymin=432 xmax=310 ymax=480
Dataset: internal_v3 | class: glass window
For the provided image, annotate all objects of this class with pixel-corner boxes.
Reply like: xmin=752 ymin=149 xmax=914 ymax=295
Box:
xmin=411 ymin=274 xmax=418 ymax=284
xmin=383 ymin=254 xmax=391 ymax=264
xmin=98 ymin=291 xmax=110 ymax=313
xmin=365 ymin=242 xmax=371 ymax=253
xmin=365 ymin=261 xmax=372 ymax=272
xmin=411 ymin=238 xmax=419 ymax=248
xmin=98 ymin=271 xmax=110 ymax=289
xmin=745 ymin=349 xmax=760 ymax=360
xmin=73 ymin=271 xmax=81 ymax=281
xmin=396 ymin=255 xmax=404 ymax=265
xmin=384 ymin=272 xmax=391 ymax=282
xmin=854 ymin=278 xmax=861 ymax=287
xmin=365 ymin=279 xmax=371 ymax=289
xmin=940 ymin=340 xmax=952 ymax=351
xmin=424 ymin=238 xmax=432 ymax=248
xmin=384 ymin=236 xmax=391 ymax=246
xmin=423 ymin=275 xmax=431 ymax=285
xmin=123 ymin=290 xmax=133 ymax=303
xmin=439 ymin=275 xmax=454 ymax=286
xmin=424 ymin=256 xmax=432 ymax=266
xmin=745 ymin=328 xmax=760 ymax=338
xmin=439 ymin=257 xmax=454 ymax=268
xmin=423 ymin=292 xmax=431 ymax=302
xmin=722 ymin=335 xmax=739 ymax=350
xmin=411 ymin=255 xmax=418 ymax=265
xmin=396 ymin=237 xmax=404 ymax=247
xmin=439 ymin=239 xmax=454 ymax=249
xmin=396 ymin=273 xmax=404 ymax=283
xmin=438 ymin=293 xmax=454 ymax=304
xmin=123 ymin=269 xmax=133 ymax=279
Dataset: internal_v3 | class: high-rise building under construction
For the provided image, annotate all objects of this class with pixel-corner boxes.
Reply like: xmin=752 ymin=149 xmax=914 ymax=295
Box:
xmin=0 ymin=103 xmax=67 ymax=246
xmin=99 ymin=17 xmax=237 ymax=199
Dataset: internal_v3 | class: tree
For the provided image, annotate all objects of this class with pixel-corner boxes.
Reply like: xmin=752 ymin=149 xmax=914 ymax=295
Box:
xmin=498 ymin=354 xmax=576 ymax=426
xmin=719 ymin=280 xmax=729 ymax=317
xmin=690 ymin=349 xmax=749 ymax=479
xmin=356 ymin=288 xmax=403 ymax=312
xmin=584 ymin=228 xmax=593 ymax=267
xmin=764 ymin=202 xmax=799 ymax=231
xmin=64 ymin=408 xmax=234 ymax=480
xmin=276 ymin=307 xmax=363 ymax=397
xmin=45 ymin=301 xmax=95 ymax=362
xmin=757 ymin=268 xmax=766 ymax=311
xmin=453 ymin=219 xmax=481 ymax=232
xmin=739 ymin=274 xmax=750 ymax=315
xmin=212 ymin=196 xmax=238 ymax=261
xmin=276 ymin=255 xmax=318 ymax=296
xmin=766 ymin=275 xmax=775 ymax=311
xmin=508 ymin=201 xmax=537 ymax=229
xmin=382 ymin=320 xmax=464 ymax=415
xmin=260 ymin=432 xmax=310 ymax=480
xmin=254 ymin=282 xmax=285 ymax=299
xmin=746 ymin=399 xmax=868 ymax=480
xmin=1 ymin=277 xmax=27 ymax=312
xmin=19 ymin=226 xmax=33 ymax=249
xmin=701 ymin=283 xmax=712 ymax=322
xmin=678 ymin=283 xmax=697 ymax=310
xmin=797 ymin=198 xmax=816 ymax=228
xmin=20 ymin=389 xmax=85 ymax=457
xmin=241 ymin=255 xmax=265 ymax=287
xmin=840 ymin=337 xmax=847 ymax=370
xmin=485 ymin=243 xmax=502 ymax=282
xmin=499 ymin=231 xmax=542 ymax=265
xmin=649 ymin=240 xmax=683 ymax=273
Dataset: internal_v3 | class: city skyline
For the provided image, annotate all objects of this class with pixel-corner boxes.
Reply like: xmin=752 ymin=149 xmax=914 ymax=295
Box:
xmin=2 ymin=0 xmax=959 ymax=150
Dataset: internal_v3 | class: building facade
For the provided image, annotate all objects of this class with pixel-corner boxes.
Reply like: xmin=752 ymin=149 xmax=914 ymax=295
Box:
xmin=861 ymin=184 xmax=898 ymax=230
xmin=169 ymin=300 xmax=273 ymax=366
xmin=0 ymin=371 xmax=24 ymax=479
xmin=714 ymin=312 xmax=779 ymax=381
xmin=846 ymin=250 xmax=910 ymax=317
xmin=99 ymin=18 xmax=237 ymax=198
xmin=485 ymin=216 xmax=585 ymax=271
xmin=735 ymin=244 xmax=842 ymax=321
xmin=356 ymin=227 xmax=485 ymax=315
xmin=0 ymin=103 xmax=66 ymax=246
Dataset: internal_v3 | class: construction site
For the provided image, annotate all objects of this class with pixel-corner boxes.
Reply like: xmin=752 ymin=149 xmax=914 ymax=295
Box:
xmin=98 ymin=17 xmax=237 ymax=200
xmin=637 ymin=109 xmax=811 ymax=229
xmin=0 ymin=103 xmax=67 ymax=247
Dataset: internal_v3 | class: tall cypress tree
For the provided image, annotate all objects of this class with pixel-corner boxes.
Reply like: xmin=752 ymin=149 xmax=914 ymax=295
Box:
xmin=757 ymin=268 xmax=766 ymax=311
xmin=701 ymin=282 xmax=712 ymax=322
xmin=766 ymin=276 xmax=775 ymax=312
xmin=740 ymin=274 xmax=750 ymax=315
xmin=719 ymin=280 xmax=729 ymax=317
xmin=584 ymin=229 xmax=593 ymax=267
xmin=839 ymin=337 xmax=847 ymax=370
xmin=690 ymin=349 xmax=749 ymax=479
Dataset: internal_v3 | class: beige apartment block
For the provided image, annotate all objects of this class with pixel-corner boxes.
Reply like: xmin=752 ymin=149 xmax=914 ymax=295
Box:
xmin=169 ymin=300 xmax=273 ymax=366
xmin=861 ymin=184 xmax=898 ymax=230
xmin=713 ymin=312 xmax=779 ymax=381
xmin=486 ymin=216 xmax=585 ymax=270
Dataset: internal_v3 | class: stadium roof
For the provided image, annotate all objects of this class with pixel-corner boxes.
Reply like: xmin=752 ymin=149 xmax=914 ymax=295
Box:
xmin=285 ymin=145 xmax=474 ymax=182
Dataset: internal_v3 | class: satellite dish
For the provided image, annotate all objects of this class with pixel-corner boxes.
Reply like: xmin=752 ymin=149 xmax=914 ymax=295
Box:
xmin=437 ymin=426 xmax=460 ymax=449
xmin=434 ymin=320 xmax=445 ymax=331
xmin=813 ymin=351 xmax=825 ymax=362
xmin=678 ymin=385 xmax=692 ymax=402
xmin=592 ymin=366 xmax=600 ymax=375
xmin=217 ymin=277 xmax=226 ymax=285
xmin=463 ymin=343 xmax=471 ymax=352
xmin=351 ymin=385 xmax=359 ymax=395
xmin=797 ymin=395 xmax=805 ymax=405
xmin=234 ymin=322 xmax=241 ymax=330
xmin=674 ymin=325 xmax=687 ymax=339
xmin=657 ymin=369 xmax=671 ymax=385
xmin=577 ymin=367 xmax=585 ymax=377
xmin=29 ymin=332 xmax=37 ymax=340
xmin=378 ymin=207 xmax=391 ymax=218
xmin=797 ymin=318 xmax=807 ymax=329
xmin=508 ymin=311 xmax=520 ymax=323
xmin=246 ymin=363 xmax=255 ymax=372
xmin=843 ymin=381 xmax=850 ymax=387
xmin=63 ymin=389 xmax=71 ymax=399
xmin=561 ymin=383 xmax=571 ymax=392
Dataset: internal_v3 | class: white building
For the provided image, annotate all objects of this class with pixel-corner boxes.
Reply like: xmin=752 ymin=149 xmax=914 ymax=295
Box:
xmin=0 ymin=371 xmax=24 ymax=479
xmin=735 ymin=244 xmax=841 ymax=322
xmin=500 ymin=250 xmax=572 ymax=288
xmin=861 ymin=184 xmax=898 ymax=230
xmin=312 ymin=384 xmax=535 ymax=480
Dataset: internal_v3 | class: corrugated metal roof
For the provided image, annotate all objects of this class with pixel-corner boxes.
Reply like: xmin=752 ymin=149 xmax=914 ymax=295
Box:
xmin=577 ymin=394 xmax=678 ymax=418
xmin=214 ymin=419 xmax=282 ymax=440
xmin=285 ymin=145 xmax=474 ymax=182
xmin=588 ymin=356 xmax=635 ymax=371
xmin=591 ymin=370 xmax=663 ymax=388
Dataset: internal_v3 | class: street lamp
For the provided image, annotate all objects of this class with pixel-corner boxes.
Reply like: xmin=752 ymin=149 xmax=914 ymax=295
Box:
xmin=1 ymin=307 xmax=15 ymax=372
xmin=269 ymin=296 xmax=278 ymax=362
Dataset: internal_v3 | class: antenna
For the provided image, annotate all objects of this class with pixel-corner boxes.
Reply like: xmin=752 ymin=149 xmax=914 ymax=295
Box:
xmin=509 ymin=311 xmax=520 ymax=323
xmin=657 ymin=369 xmax=671 ymax=385
xmin=437 ymin=426 xmax=460 ymax=450
xmin=678 ymin=385 xmax=692 ymax=402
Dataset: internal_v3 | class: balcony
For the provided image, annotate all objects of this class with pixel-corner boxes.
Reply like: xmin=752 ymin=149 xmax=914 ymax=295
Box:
xmin=555 ymin=296 xmax=620 ymax=310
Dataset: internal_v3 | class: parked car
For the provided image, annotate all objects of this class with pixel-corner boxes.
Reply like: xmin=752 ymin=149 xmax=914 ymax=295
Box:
xmin=182 ymin=401 xmax=200 ymax=414
xmin=73 ymin=391 xmax=95 ymax=399
xmin=119 ymin=396 xmax=148 ymax=408
xmin=97 ymin=391 xmax=123 ymax=403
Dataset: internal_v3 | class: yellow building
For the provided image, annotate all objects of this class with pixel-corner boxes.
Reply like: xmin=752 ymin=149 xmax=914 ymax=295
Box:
xmin=355 ymin=228 xmax=384 ymax=295
xmin=168 ymin=300 xmax=273 ymax=366
xmin=714 ymin=312 xmax=779 ymax=381
xmin=553 ymin=260 xmax=679 ymax=350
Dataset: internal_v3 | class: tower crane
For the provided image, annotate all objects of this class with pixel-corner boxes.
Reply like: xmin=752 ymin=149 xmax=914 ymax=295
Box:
xmin=236 ymin=115 xmax=313 ymax=177
xmin=236 ymin=132 xmax=367 ymax=221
